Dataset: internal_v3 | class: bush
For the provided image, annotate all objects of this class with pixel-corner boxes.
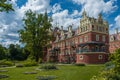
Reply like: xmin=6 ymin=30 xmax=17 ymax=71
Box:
xmin=0 ymin=60 xmax=13 ymax=67
xmin=75 ymin=63 xmax=86 ymax=66
xmin=101 ymin=69 xmax=120 ymax=80
xmin=23 ymin=60 xmax=38 ymax=67
xmin=104 ymin=61 xmax=115 ymax=70
xmin=40 ymin=64 xmax=58 ymax=70
xmin=16 ymin=64 xmax=24 ymax=67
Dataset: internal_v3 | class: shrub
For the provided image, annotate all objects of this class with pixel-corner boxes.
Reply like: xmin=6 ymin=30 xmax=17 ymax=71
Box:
xmin=75 ymin=63 xmax=86 ymax=66
xmin=101 ymin=69 xmax=120 ymax=80
xmin=104 ymin=61 xmax=115 ymax=70
xmin=23 ymin=60 xmax=38 ymax=67
xmin=16 ymin=64 xmax=24 ymax=67
xmin=40 ymin=64 xmax=58 ymax=70
xmin=0 ymin=60 xmax=13 ymax=67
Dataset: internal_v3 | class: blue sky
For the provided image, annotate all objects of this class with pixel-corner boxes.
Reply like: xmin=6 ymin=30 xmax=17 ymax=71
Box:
xmin=0 ymin=0 xmax=120 ymax=46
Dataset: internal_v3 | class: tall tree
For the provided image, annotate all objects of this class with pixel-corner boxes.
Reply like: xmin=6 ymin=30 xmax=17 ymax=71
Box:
xmin=19 ymin=10 xmax=52 ymax=62
xmin=0 ymin=0 xmax=14 ymax=12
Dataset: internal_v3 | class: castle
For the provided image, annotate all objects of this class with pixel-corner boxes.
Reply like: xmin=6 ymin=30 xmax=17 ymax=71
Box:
xmin=46 ymin=10 xmax=110 ymax=64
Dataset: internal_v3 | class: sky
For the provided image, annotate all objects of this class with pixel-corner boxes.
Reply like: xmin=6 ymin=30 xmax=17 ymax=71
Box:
xmin=0 ymin=0 xmax=120 ymax=47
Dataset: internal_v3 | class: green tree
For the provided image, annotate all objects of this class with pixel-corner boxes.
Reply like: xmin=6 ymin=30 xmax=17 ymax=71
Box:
xmin=0 ymin=44 xmax=6 ymax=60
xmin=0 ymin=0 xmax=14 ymax=12
xmin=19 ymin=10 xmax=52 ymax=62
xmin=9 ymin=44 xmax=27 ymax=61
xmin=110 ymin=48 xmax=120 ymax=73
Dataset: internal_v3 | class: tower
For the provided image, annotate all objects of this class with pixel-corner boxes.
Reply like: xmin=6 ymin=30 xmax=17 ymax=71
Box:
xmin=76 ymin=11 xmax=109 ymax=64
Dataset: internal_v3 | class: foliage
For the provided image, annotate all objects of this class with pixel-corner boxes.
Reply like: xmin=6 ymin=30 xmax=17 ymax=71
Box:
xmin=19 ymin=10 xmax=52 ymax=62
xmin=109 ymin=48 xmax=120 ymax=73
xmin=0 ymin=44 xmax=6 ymax=60
xmin=0 ymin=60 xmax=13 ymax=66
xmin=104 ymin=61 xmax=115 ymax=70
xmin=40 ymin=64 xmax=57 ymax=70
xmin=91 ymin=48 xmax=120 ymax=80
xmin=8 ymin=44 xmax=28 ymax=61
xmin=23 ymin=60 xmax=38 ymax=67
xmin=0 ymin=0 xmax=14 ymax=12
xmin=101 ymin=69 xmax=120 ymax=80
xmin=75 ymin=63 xmax=86 ymax=66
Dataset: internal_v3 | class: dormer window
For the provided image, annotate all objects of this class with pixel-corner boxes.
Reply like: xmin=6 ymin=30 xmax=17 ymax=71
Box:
xmin=110 ymin=36 xmax=115 ymax=42
xmin=92 ymin=25 xmax=94 ymax=31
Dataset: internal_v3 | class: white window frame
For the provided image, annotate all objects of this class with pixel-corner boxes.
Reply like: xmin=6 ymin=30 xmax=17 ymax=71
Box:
xmin=80 ymin=38 xmax=83 ymax=43
xmin=98 ymin=55 xmax=103 ymax=59
xmin=96 ymin=34 xmax=99 ymax=41
xmin=102 ymin=35 xmax=105 ymax=42
xmin=84 ymin=35 xmax=88 ymax=42
xmin=80 ymin=55 xmax=83 ymax=60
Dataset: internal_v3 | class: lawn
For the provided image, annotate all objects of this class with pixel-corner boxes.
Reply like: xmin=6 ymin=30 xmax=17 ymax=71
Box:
xmin=0 ymin=64 xmax=103 ymax=80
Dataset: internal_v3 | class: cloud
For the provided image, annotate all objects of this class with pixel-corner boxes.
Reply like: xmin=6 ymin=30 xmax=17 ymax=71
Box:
xmin=0 ymin=0 xmax=51 ymax=47
xmin=115 ymin=15 xmax=120 ymax=28
xmin=0 ymin=0 xmax=118 ymax=46
xmin=52 ymin=9 xmax=80 ymax=30
xmin=72 ymin=0 xmax=117 ymax=17
xmin=52 ymin=3 xmax=62 ymax=13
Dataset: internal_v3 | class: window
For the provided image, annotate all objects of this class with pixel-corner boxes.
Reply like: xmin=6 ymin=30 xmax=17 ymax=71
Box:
xmin=92 ymin=25 xmax=94 ymax=31
xmin=85 ymin=26 xmax=87 ymax=31
xmin=102 ymin=35 xmax=105 ymax=42
xmin=98 ymin=55 xmax=103 ymax=59
xmin=75 ymin=38 xmax=78 ymax=44
xmin=81 ymin=28 xmax=82 ymax=32
xmin=80 ymin=55 xmax=83 ymax=60
xmin=84 ymin=35 xmax=88 ymax=42
xmin=96 ymin=35 xmax=99 ymax=41
xmin=80 ymin=38 xmax=83 ymax=43
xmin=106 ymin=28 xmax=108 ymax=33
xmin=95 ymin=46 xmax=99 ymax=52
xmin=101 ymin=46 xmax=105 ymax=52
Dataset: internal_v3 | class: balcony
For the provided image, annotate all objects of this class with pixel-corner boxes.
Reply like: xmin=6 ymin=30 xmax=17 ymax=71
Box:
xmin=76 ymin=49 xmax=105 ymax=54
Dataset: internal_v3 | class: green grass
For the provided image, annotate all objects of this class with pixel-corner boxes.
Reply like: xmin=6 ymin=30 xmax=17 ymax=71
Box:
xmin=0 ymin=64 xmax=103 ymax=80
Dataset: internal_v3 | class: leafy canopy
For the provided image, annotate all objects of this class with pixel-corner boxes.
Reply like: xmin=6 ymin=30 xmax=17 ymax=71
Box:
xmin=19 ymin=10 xmax=52 ymax=62
xmin=0 ymin=0 xmax=14 ymax=12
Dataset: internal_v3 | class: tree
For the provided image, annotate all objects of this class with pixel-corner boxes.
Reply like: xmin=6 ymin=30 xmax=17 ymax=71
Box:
xmin=0 ymin=44 xmax=6 ymax=60
xmin=9 ymin=44 xmax=27 ymax=61
xmin=19 ymin=10 xmax=52 ymax=62
xmin=0 ymin=0 xmax=14 ymax=12
xmin=110 ymin=48 xmax=120 ymax=73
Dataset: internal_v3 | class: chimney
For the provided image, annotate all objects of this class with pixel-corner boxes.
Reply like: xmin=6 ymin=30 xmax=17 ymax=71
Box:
xmin=115 ymin=28 xmax=119 ymax=34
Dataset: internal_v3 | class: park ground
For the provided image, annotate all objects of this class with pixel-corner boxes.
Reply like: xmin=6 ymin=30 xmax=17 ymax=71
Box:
xmin=0 ymin=64 xmax=104 ymax=80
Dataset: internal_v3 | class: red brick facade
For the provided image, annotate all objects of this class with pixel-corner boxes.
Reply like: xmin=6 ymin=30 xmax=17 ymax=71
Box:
xmin=46 ymin=11 xmax=109 ymax=64
xmin=109 ymin=29 xmax=120 ymax=53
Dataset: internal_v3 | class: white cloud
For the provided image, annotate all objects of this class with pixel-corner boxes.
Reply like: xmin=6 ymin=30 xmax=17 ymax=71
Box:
xmin=115 ymin=15 xmax=120 ymax=27
xmin=52 ymin=9 xmax=80 ymax=30
xmin=0 ymin=0 xmax=51 ymax=46
xmin=52 ymin=3 xmax=62 ymax=13
xmin=72 ymin=0 xmax=117 ymax=17
xmin=109 ymin=15 xmax=120 ymax=34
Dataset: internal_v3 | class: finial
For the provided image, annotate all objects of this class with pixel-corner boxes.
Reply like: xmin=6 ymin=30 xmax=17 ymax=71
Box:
xmin=82 ymin=9 xmax=87 ymax=17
